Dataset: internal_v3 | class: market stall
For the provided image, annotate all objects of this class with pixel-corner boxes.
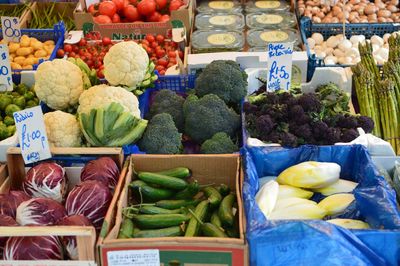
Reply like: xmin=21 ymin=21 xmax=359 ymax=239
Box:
xmin=0 ymin=0 xmax=399 ymax=265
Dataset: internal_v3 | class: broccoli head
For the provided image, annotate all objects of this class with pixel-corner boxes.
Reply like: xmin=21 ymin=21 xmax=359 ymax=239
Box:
xmin=297 ymin=93 xmax=322 ymax=112
xmin=280 ymin=132 xmax=298 ymax=147
xmin=148 ymin=89 xmax=185 ymax=132
xmin=138 ymin=113 xmax=182 ymax=154
xmin=325 ymin=127 xmax=342 ymax=144
xmin=341 ymin=128 xmax=359 ymax=142
xmin=357 ymin=116 xmax=374 ymax=133
xmin=336 ymin=114 xmax=358 ymax=129
xmin=255 ymin=114 xmax=275 ymax=135
xmin=183 ymin=94 xmax=240 ymax=143
xmin=200 ymin=132 xmax=238 ymax=154
xmin=194 ymin=60 xmax=248 ymax=105
xmin=312 ymin=121 xmax=329 ymax=140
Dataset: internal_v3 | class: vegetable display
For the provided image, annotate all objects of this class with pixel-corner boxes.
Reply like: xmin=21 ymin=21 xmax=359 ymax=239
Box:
xmin=120 ymin=167 xmax=239 ymax=238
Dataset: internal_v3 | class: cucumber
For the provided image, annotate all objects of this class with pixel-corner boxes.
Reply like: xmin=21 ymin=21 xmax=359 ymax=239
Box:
xmin=155 ymin=167 xmax=191 ymax=179
xmin=133 ymin=226 xmax=184 ymax=238
xmin=155 ymin=199 xmax=201 ymax=210
xmin=130 ymin=180 xmax=174 ymax=202
xmin=132 ymin=214 xmax=189 ymax=229
xmin=117 ymin=218 xmax=134 ymax=239
xmin=225 ymin=211 xmax=240 ymax=238
xmin=185 ymin=200 xmax=209 ymax=237
xmin=138 ymin=172 xmax=188 ymax=190
xmin=218 ymin=194 xmax=236 ymax=226
xmin=139 ymin=206 xmax=182 ymax=215
xmin=201 ymin=223 xmax=228 ymax=238
xmin=210 ymin=211 xmax=222 ymax=228
xmin=218 ymin=184 xmax=231 ymax=197
xmin=175 ymin=181 xmax=200 ymax=200
xmin=203 ymin=186 xmax=222 ymax=208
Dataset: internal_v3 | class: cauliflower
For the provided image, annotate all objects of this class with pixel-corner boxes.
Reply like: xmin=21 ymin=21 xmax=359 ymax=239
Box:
xmin=34 ymin=59 xmax=84 ymax=110
xmin=44 ymin=111 xmax=82 ymax=147
xmin=104 ymin=41 xmax=149 ymax=88
xmin=78 ymin=84 xmax=141 ymax=118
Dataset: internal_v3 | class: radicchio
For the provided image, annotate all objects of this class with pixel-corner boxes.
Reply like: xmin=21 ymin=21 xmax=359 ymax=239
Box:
xmin=65 ymin=180 xmax=112 ymax=229
xmin=16 ymin=198 xmax=66 ymax=226
xmin=0 ymin=191 xmax=31 ymax=218
xmin=0 ymin=214 xmax=18 ymax=259
xmin=80 ymin=157 xmax=120 ymax=190
xmin=57 ymin=215 xmax=92 ymax=260
xmin=4 ymin=236 xmax=64 ymax=260
xmin=22 ymin=162 xmax=67 ymax=203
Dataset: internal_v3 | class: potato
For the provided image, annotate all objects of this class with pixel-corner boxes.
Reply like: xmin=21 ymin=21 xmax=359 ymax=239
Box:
xmin=8 ymin=42 xmax=20 ymax=53
xmin=364 ymin=4 xmax=377 ymax=15
xmin=22 ymin=65 xmax=33 ymax=70
xmin=34 ymin=49 xmax=47 ymax=58
xmin=13 ymin=56 xmax=26 ymax=66
xmin=31 ymin=41 xmax=44 ymax=51
xmin=16 ymin=47 xmax=33 ymax=56
xmin=378 ymin=10 xmax=391 ymax=18
xmin=43 ymin=45 xmax=55 ymax=55
xmin=30 ymin=37 xmax=38 ymax=43
xmin=27 ymin=54 xmax=34 ymax=58
xmin=44 ymin=40 xmax=55 ymax=46
xmin=23 ymin=57 xmax=36 ymax=66
xmin=10 ymin=62 xmax=22 ymax=70
xmin=20 ymin=35 xmax=30 ymax=47
xmin=9 ymin=54 xmax=14 ymax=61
xmin=32 ymin=58 xmax=39 ymax=64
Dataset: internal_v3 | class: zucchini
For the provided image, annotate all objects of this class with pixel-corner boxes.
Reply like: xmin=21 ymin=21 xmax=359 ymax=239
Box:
xmin=175 ymin=181 xmax=200 ymax=200
xmin=130 ymin=180 xmax=174 ymax=202
xmin=185 ymin=200 xmax=209 ymax=237
xmin=218 ymin=194 xmax=236 ymax=226
xmin=117 ymin=218 xmax=134 ymax=239
xmin=155 ymin=167 xmax=191 ymax=179
xmin=201 ymin=223 xmax=228 ymax=238
xmin=203 ymin=186 xmax=222 ymax=208
xmin=133 ymin=226 xmax=184 ymax=238
xmin=155 ymin=199 xmax=201 ymax=210
xmin=210 ymin=211 xmax=222 ymax=228
xmin=139 ymin=206 xmax=182 ymax=215
xmin=132 ymin=214 xmax=189 ymax=229
xmin=138 ymin=172 xmax=188 ymax=190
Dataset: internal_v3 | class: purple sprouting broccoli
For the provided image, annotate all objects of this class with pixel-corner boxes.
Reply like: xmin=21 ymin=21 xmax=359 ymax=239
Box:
xmin=289 ymin=123 xmax=313 ymax=141
xmin=256 ymin=115 xmax=275 ymax=135
xmin=288 ymin=105 xmax=305 ymax=120
xmin=312 ymin=121 xmax=329 ymax=140
xmin=357 ymin=116 xmax=374 ymax=133
xmin=298 ymin=93 xmax=322 ymax=112
xmin=336 ymin=114 xmax=358 ymax=129
xmin=325 ymin=127 xmax=342 ymax=144
xmin=341 ymin=128 xmax=359 ymax=142
xmin=280 ymin=132 xmax=298 ymax=147
xmin=243 ymin=102 xmax=259 ymax=114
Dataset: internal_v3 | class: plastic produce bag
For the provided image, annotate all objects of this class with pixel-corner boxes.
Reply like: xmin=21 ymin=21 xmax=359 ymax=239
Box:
xmin=243 ymin=144 xmax=400 ymax=266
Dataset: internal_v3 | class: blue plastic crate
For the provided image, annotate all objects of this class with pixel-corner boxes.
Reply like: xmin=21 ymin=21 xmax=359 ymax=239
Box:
xmin=300 ymin=17 xmax=400 ymax=81
xmin=154 ymin=74 xmax=196 ymax=92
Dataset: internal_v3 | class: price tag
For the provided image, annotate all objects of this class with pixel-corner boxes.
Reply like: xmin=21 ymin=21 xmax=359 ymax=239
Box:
xmin=14 ymin=106 xmax=51 ymax=164
xmin=0 ymin=44 xmax=12 ymax=91
xmin=266 ymin=42 xmax=293 ymax=91
xmin=85 ymin=0 xmax=99 ymax=9
xmin=107 ymin=249 xmax=160 ymax=266
xmin=1 ymin=16 xmax=21 ymax=43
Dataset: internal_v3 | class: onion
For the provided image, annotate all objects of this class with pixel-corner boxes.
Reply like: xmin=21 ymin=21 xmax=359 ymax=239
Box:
xmin=311 ymin=33 xmax=324 ymax=45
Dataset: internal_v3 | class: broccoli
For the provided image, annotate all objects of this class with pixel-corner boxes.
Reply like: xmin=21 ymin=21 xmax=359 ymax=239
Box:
xmin=183 ymin=94 xmax=240 ymax=143
xmin=138 ymin=113 xmax=182 ymax=154
xmin=148 ymin=89 xmax=185 ymax=132
xmin=336 ymin=114 xmax=358 ymax=129
xmin=289 ymin=123 xmax=313 ymax=141
xmin=341 ymin=128 xmax=359 ymax=142
xmin=325 ymin=127 xmax=342 ymax=144
xmin=194 ymin=60 xmax=248 ymax=105
xmin=312 ymin=121 xmax=329 ymax=140
xmin=280 ymin=132 xmax=298 ymax=147
xmin=255 ymin=115 xmax=275 ymax=135
xmin=242 ymin=102 xmax=258 ymax=114
xmin=297 ymin=93 xmax=322 ymax=112
xmin=288 ymin=105 xmax=305 ymax=120
xmin=357 ymin=116 xmax=374 ymax=133
xmin=200 ymin=132 xmax=238 ymax=154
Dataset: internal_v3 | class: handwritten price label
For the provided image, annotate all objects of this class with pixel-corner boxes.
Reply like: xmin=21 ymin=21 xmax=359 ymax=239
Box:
xmin=266 ymin=42 xmax=294 ymax=92
xmin=0 ymin=44 xmax=12 ymax=91
xmin=107 ymin=249 xmax=160 ymax=266
xmin=14 ymin=106 xmax=51 ymax=164
xmin=1 ymin=16 xmax=21 ymax=43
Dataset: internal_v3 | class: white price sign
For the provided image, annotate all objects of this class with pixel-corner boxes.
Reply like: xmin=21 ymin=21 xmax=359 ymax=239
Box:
xmin=14 ymin=106 xmax=51 ymax=164
xmin=266 ymin=42 xmax=294 ymax=91
xmin=107 ymin=249 xmax=160 ymax=266
xmin=0 ymin=44 xmax=12 ymax=91
xmin=1 ymin=16 xmax=21 ymax=43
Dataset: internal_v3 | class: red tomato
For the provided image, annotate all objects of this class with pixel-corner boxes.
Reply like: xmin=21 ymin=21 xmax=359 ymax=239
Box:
xmin=80 ymin=55 xmax=87 ymax=61
xmin=137 ymin=0 xmax=156 ymax=16
xmin=155 ymin=65 xmax=165 ymax=72
xmin=94 ymin=15 xmax=112 ymax=24
xmin=169 ymin=0 xmax=182 ymax=11
xmin=146 ymin=47 xmax=153 ymax=54
xmin=78 ymin=38 xmax=87 ymax=47
xmin=123 ymin=5 xmax=140 ymax=22
xmin=141 ymin=44 xmax=148 ymax=50
xmin=141 ymin=39 xmax=149 ymax=46
xmin=159 ymin=14 xmax=170 ymax=22
xmin=64 ymin=44 xmax=72 ymax=53
xmin=150 ymin=56 xmax=157 ymax=62
xmin=112 ymin=0 xmax=124 ymax=11
xmin=97 ymin=69 xmax=105 ymax=78
xmin=86 ymin=59 xmax=94 ymax=68
xmin=85 ymin=53 xmax=93 ymax=60
xmin=157 ymin=58 xmax=168 ymax=67
xmin=102 ymin=37 xmax=112 ymax=46
xmin=169 ymin=57 xmax=177 ymax=64
xmin=156 ymin=34 xmax=164 ymax=43
xmin=88 ymin=4 xmax=98 ymax=15
xmin=168 ymin=50 xmax=176 ymax=58
xmin=147 ymin=11 xmax=161 ymax=22
xmin=112 ymin=13 xmax=121 ymax=23
xmin=56 ymin=49 xmax=65 ymax=58
xmin=155 ymin=0 xmax=167 ymax=9
xmin=156 ymin=49 xmax=165 ymax=58
xmin=79 ymin=50 xmax=86 ymax=56
xmin=150 ymin=41 xmax=158 ymax=49
xmin=128 ymin=0 xmax=138 ymax=5
xmin=159 ymin=70 xmax=165 ymax=75
xmin=69 ymin=51 xmax=76 ymax=57
xmin=99 ymin=1 xmax=117 ymax=17
xmin=145 ymin=34 xmax=155 ymax=43
xmin=72 ymin=45 xmax=79 ymax=53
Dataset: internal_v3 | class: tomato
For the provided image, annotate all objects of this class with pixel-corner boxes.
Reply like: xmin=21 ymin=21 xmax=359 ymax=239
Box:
xmin=77 ymin=39 xmax=86 ymax=47
xmin=102 ymin=37 xmax=112 ymax=46
xmin=150 ymin=41 xmax=158 ymax=49
xmin=159 ymin=14 xmax=170 ymax=22
xmin=94 ymin=14 xmax=112 ymax=24
xmin=86 ymin=59 xmax=94 ymax=68
xmin=85 ymin=53 xmax=93 ymax=60
xmin=157 ymin=58 xmax=168 ymax=67
xmin=150 ymin=56 xmax=157 ymax=62
xmin=64 ymin=44 xmax=72 ymax=53
xmin=112 ymin=13 xmax=121 ymax=23
xmin=123 ymin=5 xmax=140 ymax=22
xmin=141 ymin=39 xmax=149 ymax=46
xmin=99 ymin=1 xmax=117 ymax=17
xmin=169 ymin=0 xmax=182 ymax=11
xmin=156 ymin=49 xmax=165 ymax=58
xmin=137 ymin=0 xmax=156 ymax=16
xmin=56 ymin=49 xmax=65 ymax=58
xmin=147 ymin=11 xmax=161 ymax=22
xmin=155 ymin=65 xmax=165 ymax=72
xmin=156 ymin=34 xmax=164 ymax=43
xmin=112 ymin=0 xmax=124 ymax=11
xmin=80 ymin=55 xmax=87 ymax=61
xmin=97 ymin=69 xmax=105 ymax=78
xmin=146 ymin=47 xmax=153 ymax=54
xmin=145 ymin=34 xmax=155 ymax=43
xmin=69 ymin=52 xmax=76 ymax=57
xmin=168 ymin=50 xmax=176 ymax=58
xmin=72 ymin=45 xmax=79 ymax=53
xmin=141 ymin=44 xmax=148 ymax=50
xmin=169 ymin=57 xmax=177 ymax=64
xmin=155 ymin=0 xmax=167 ymax=9
xmin=88 ymin=4 xmax=98 ymax=15
xmin=128 ymin=0 xmax=138 ymax=5
xmin=159 ymin=70 xmax=165 ymax=75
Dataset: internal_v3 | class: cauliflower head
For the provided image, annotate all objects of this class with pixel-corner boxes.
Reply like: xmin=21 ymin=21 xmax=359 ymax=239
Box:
xmin=78 ymin=84 xmax=141 ymax=118
xmin=44 ymin=111 xmax=82 ymax=147
xmin=104 ymin=41 xmax=149 ymax=88
xmin=35 ymin=59 xmax=84 ymax=110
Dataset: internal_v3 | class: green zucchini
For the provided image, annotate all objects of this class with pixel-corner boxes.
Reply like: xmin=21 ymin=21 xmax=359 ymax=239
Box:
xmin=218 ymin=194 xmax=236 ymax=226
xmin=132 ymin=214 xmax=189 ymax=229
xmin=138 ymin=172 xmax=188 ymax=190
xmin=155 ymin=167 xmax=191 ymax=179
xmin=175 ymin=181 xmax=200 ymax=200
xmin=203 ymin=186 xmax=222 ymax=208
xmin=133 ymin=226 xmax=184 ymax=238
xmin=185 ymin=200 xmax=209 ymax=237
xmin=130 ymin=180 xmax=174 ymax=202
xmin=139 ymin=205 xmax=182 ymax=215
xmin=155 ymin=199 xmax=201 ymax=210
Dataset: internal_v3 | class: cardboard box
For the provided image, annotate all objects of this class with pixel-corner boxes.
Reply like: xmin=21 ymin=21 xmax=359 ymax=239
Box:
xmin=73 ymin=0 xmax=193 ymax=40
xmin=0 ymin=147 xmax=127 ymax=265
xmin=0 ymin=3 xmax=30 ymax=28
xmin=99 ymin=154 xmax=248 ymax=266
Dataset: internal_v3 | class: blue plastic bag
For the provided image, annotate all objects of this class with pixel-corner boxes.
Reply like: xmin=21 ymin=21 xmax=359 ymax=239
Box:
xmin=243 ymin=145 xmax=400 ymax=266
